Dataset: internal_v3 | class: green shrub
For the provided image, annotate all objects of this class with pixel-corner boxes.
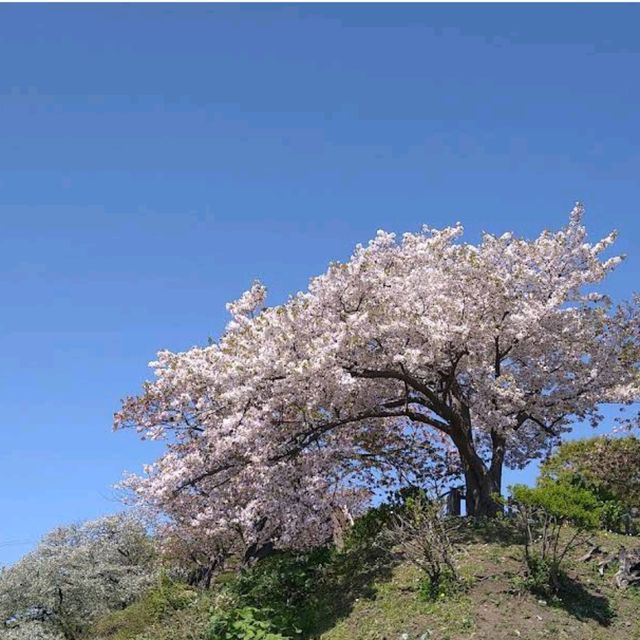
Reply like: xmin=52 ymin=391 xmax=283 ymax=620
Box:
xmin=207 ymin=606 xmax=289 ymax=640
xmin=510 ymin=477 xmax=602 ymax=594
xmin=418 ymin=568 xmax=461 ymax=602
xmin=511 ymin=478 xmax=602 ymax=530
xmin=343 ymin=486 xmax=430 ymax=550
xmin=90 ymin=575 xmax=197 ymax=639
xmin=547 ymin=470 xmax=634 ymax=534
xmin=511 ymin=555 xmax=556 ymax=598
xmin=599 ymin=498 xmax=632 ymax=533
xmin=343 ymin=504 xmax=393 ymax=549
xmin=541 ymin=436 xmax=640 ymax=534
xmin=224 ymin=548 xmax=331 ymax=637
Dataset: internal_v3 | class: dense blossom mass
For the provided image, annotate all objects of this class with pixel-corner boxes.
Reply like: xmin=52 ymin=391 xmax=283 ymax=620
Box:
xmin=115 ymin=206 xmax=640 ymax=555
xmin=0 ymin=514 xmax=157 ymax=639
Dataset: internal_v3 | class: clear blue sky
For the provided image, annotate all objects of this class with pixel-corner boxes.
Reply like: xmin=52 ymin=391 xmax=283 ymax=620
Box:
xmin=1 ymin=4 xmax=639 ymax=565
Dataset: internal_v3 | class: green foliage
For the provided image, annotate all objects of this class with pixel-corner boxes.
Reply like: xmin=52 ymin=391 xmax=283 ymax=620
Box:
xmin=510 ymin=477 xmax=603 ymax=595
xmin=207 ymin=606 xmax=289 ymax=640
xmin=204 ymin=499 xmax=403 ymax=640
xmin=343 ymin=503 xmax=394 ymax=549
xmin=511 ymin=555 xmax=557 ymax=598
xmin=86 ymin=513 xmax=640 ymax=640
xmin=417 ymin=568 xmax=461 ymax=602
xmin=511 ymin=478 xmax=603 ymax=530
xmin=541 ymin=436 xmax=640 ymax=511
xmin=600 ymin=499 xmax=634 ymax=534
xmin=343 ymin=487 xmax=427 ymax=551
xmin=542 ymin=437 xmax=640 ymax=533
xmin=215 ymin=548 xmax=332 ymax=638
xmin=90 ymin=575 xmax=197 ymax=639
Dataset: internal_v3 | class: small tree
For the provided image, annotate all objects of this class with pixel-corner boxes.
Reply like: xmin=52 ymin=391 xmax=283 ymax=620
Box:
xmin=542 ymin=436 xmax=640 ymax=532
xmin=510 ymin=478 xmax=602 ymax=593
xmin=384 ymin=492 xmax=461 ymax=600
xmin=0 ymin=514 xmax=157 ymax=640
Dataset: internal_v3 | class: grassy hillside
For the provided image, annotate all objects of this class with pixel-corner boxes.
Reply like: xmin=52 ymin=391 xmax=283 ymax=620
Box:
xmin=319 ymin=530 xmax=640 ymax=640
xmin=90 ymin=524 xmax=640 ymax=640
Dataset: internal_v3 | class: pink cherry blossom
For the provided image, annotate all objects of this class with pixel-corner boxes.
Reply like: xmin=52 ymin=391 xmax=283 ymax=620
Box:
xmin=115 ymin=205 xmax=639 ymax=549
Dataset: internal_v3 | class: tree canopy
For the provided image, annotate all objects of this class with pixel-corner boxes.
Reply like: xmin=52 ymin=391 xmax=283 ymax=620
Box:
xmin=115 ymin=206 xmax=640 ymax=555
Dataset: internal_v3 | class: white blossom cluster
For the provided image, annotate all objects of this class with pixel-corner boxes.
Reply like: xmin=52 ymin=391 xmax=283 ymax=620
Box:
xmin=0 ymin=621 xmax=64 ymax=640
xmin=0 ymin=514 xmax=157 ymax=639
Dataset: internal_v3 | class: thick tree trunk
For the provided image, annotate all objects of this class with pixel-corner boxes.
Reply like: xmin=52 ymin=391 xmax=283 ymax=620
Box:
xmin=452 ymin=421 xmax=505 ymax=518
xmin=426 ymin=393 xmax=506 ymax=517
xmin=463 ymin=465 xmax=502 ymax=518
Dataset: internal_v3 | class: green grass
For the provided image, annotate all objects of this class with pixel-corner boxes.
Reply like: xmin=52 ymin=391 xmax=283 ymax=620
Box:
xmin=89 ymin=525 xmax=640 ymax=640
xmin=89 ymin=576 xmax=203 ymax=640
xmin=317 ymin=526 xmax=640 ymax=640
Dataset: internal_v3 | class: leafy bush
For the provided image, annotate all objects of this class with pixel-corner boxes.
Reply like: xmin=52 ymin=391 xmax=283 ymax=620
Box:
xmin=599 ymin=498 xmax=634 ymax=534
xmin=207 ymin=606 xmax=289 ymax=640
xmin=510 ymin=555 xmax=556 ymax=597
xmin=417 ymin=568 xmax=461 ymax=602
xmin=541 ymin=436 xmax=640 ymax=533
xmin=510 ymin=478 xmax=602 ymax=594
xmin=90 ymin=575 xmax=197 ymax=639
xmin=345 ymin=486 xmax=453 ymax=550
xmin=204 ymin=492 xmax=462 ymax=637
xmin=206 ymin=498 xmax=401 ymax=639
xmin=222 ymin=548 xmax=331 ymax=637
xmin=343 ymin=503 xmax=394 ymax=550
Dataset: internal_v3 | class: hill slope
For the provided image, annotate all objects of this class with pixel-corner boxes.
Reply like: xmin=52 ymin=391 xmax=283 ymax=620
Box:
xmin=320 ymin=532 xmax=639 ymax=640
xmin=91 ymin=526 xmax=640 ymax=640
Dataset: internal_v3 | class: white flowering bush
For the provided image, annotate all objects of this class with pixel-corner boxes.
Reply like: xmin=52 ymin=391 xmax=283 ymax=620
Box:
xmin=0 ymin=621 xmax=64 ymax=640
xmin=0 ymin=513 xmax=157 ymax=640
